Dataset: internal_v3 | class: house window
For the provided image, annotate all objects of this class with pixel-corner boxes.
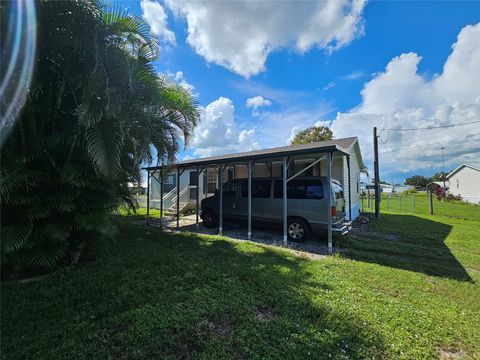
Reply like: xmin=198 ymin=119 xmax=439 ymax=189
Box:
xmin=165 ymin=174 xmax=175 ymax=185
xmin=189 ymin=171 xmax=198 ymax=186
xmin=457 ymin=179 xmax=459 ymax=188
xmin=207 ymin=169 xmax=217 ymax=193
xmin=203 ymin=173 xmax=207 ymax=194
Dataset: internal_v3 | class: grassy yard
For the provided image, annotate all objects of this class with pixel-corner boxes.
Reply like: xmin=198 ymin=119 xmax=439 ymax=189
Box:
xmin=362 ymin=192 xmax=479 ymax=220
xmin=2 ymin=207 xmax=479 ymax=359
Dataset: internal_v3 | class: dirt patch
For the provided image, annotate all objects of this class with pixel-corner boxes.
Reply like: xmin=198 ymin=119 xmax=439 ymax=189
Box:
xmin=254 ymin=306 xmax=276 ymax=322
xmin=199 ymin=315 xmax=233 ymax=339
xmin=438 ymin=348 xmax=468 ymax=359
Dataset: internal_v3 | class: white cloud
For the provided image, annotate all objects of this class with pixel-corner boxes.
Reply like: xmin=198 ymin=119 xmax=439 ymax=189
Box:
xmin=331 ymin=23 xmax=480 ymax=177
xmin=191 ymin=97 xmax=258 ymax=157
xmin=141 ymin=0 xmax=175 ymax=44
xmin=342 ymin=70 xmax=365 ymax=80
xmin=288 ymin=126 xmax=302 ymax=144
xmin=323 ymin=81 xmax=336 ymax=91
xmin=246 ymin=95 xmax=272 ymax=109
xmin=171 ymin=71 xmax=196 ymax=95
xmin=164 ymin=0 xmax=366 ymax=77
xmin=256 ymin=104 xmax=334 ymax=148
xmin=246 ymin=95 xmax=272 ymax=116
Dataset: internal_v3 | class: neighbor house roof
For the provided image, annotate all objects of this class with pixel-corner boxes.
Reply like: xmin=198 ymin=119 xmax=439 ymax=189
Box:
xmin=145 ymin=137 xmax=363 ymax=170
xmin=447 ymin=164 xmax=480 ymax=179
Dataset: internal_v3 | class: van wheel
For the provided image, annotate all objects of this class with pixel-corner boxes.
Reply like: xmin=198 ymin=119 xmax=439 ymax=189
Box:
xmin=287 ymin=218 xmax=310 ymax=242
xmin=202 ymin=209 xmax=218 ymax=228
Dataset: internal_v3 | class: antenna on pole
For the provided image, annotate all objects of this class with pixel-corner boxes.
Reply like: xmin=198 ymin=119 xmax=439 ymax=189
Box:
xmin=373 ymin=127 xmax=380 ymax=219
xmin=441 ymin=146 xmax=446 ymax=201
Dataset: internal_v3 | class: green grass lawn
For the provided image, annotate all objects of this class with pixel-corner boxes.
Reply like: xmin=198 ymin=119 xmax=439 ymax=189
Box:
xmin=2 ymin=207 xmax=480 ymax=359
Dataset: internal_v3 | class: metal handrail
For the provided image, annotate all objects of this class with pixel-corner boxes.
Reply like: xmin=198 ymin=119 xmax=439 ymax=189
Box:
xmin=171 ymin=186 xmax=189 ymax=204
xmin=162 ymin=187 xmax=176 ymax=201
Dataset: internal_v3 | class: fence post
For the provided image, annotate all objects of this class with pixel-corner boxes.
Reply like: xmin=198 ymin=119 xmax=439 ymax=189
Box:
xmin=429 ymin=190 xmax=434 ymax=215
xmin=399 ymin=196 xmax=402 ymax=211
xmin=386 ymin=195 xmax=389 ymax=210
xmin=413 ymin=195 xmax=416 ymax=213
xmin=367 ymin=194 xmax=371 ymax=210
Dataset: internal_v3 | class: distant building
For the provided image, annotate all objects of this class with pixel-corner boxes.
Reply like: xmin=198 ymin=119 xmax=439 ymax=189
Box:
xmin=446 ymin=164 xmax=480 ymax=204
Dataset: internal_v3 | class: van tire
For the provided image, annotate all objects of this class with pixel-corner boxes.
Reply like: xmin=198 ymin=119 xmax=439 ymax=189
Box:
xmin=202 ymin=209 xmax=218 ymax=228
xmin=287 ymin=218 xmax=310 ymax=242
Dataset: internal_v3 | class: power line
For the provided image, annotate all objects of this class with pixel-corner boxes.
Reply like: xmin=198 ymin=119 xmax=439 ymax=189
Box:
xmin=378 ymin=133 xmax=480 ymax=154
xmin=380 ymin=120 xmax=480 ymax=131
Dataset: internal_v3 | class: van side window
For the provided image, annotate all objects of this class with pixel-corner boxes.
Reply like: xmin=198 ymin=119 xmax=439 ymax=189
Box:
xmin=273 ymin=180 xmax=324 ymax=199
xmin=305 ymin=184 xmax=324 ymax=199
xmin=241 ymin=180 xmax=271 ymax=198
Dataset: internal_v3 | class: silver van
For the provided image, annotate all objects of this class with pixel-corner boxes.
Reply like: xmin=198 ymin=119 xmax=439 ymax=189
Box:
xmin=200 ymin=176 xmax=348 ymax=242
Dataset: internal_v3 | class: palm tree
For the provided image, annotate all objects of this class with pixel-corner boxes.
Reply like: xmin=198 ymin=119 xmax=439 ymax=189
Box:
xmin=0 ymin=0 xmax=199 ymax=278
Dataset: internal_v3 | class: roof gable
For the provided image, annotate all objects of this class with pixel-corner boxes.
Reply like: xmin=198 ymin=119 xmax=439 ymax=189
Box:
xmin=447 ymin=164 xmax=480 ymax=178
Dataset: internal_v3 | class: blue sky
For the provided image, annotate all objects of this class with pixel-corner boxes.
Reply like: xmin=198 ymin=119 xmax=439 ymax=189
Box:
xmin=122 ymin=0 xmax=480 ymax=184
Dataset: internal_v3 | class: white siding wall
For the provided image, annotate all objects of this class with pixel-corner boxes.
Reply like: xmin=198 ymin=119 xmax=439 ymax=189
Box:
xmin=346 ymin=148 xmax=361 ymax=220
xmin=448 ymin=167 xmax=480 ymax=204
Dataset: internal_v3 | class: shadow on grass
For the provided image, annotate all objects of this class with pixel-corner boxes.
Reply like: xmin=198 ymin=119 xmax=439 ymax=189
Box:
xmin=339 ymin=213 xmax=472 ymax=282
xmin=1 ymin=219 xmax=387 ymax=359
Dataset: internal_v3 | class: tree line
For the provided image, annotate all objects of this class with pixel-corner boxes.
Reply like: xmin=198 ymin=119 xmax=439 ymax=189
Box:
xmin=404 ymin=172 xmax=450 ymax=189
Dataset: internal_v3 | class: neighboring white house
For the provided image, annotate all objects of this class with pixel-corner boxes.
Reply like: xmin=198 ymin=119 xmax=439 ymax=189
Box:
xmin=446 ymin=164 xmax=480 ymax=204
xmin=149 ymin=137 xmax=367 ymax=220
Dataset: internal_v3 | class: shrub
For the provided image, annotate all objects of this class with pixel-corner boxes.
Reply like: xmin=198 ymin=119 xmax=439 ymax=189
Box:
xmin=0 ymin=0 xmax=199 ymax=278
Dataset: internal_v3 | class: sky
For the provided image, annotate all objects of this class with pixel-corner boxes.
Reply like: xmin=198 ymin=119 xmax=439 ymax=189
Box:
xmin=122 ymin=0 xmax=479 ymax=184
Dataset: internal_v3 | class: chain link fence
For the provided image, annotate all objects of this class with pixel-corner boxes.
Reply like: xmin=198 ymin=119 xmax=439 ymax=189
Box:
xmin=360 ymin=192 xmax=479 ymax=220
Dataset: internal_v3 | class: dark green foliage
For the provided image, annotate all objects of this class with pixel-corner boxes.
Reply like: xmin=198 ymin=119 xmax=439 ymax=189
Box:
xmin=0 ymin=0 xmax=199 ymax=277
xmin=431 ymin=171 xmax=450 ymax=182
xmin=290 ymin=125 xmax=333 ymax=145
xmin=405 ymin=175 xmax=429 ymax=188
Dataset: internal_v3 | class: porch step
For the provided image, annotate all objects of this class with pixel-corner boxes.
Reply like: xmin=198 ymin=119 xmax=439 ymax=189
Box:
xmin=165 ymin=202 xmax=188 ymax=216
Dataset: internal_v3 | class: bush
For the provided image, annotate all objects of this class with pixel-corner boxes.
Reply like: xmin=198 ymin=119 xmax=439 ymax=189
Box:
xmin=0 ymin=0 xmax=199 ymax=279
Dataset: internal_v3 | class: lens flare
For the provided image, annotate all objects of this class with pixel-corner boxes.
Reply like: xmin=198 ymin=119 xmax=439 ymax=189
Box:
xmin=0 ymin=0 xmax=36 ymax=146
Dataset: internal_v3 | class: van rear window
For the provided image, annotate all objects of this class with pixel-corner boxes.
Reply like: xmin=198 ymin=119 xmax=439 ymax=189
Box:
xmin=273 ymin=180 xmax=324 ymax=199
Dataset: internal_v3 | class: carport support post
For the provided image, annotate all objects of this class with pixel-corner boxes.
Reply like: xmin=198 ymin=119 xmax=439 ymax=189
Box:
xmin=248 ymin=160 xmax=252 ymax=240
xmin=160 ymin=166 xmax=163 ymax=227
xmin=327 ymin=152 xmax=333 ymax=255
xmin=196 ymin=166 xmax=200 ymax=229
xmin=429 ymin=190 xmax=434 ymax=215
xmin=283 ymin=156 xmax=288 ymax=245
xmin=218 ymin=165 xmax=223 ymax=236
xmin=176 ymin=167 xmax=180 ymax=229
xmin=347 ymin=155 xmax=352 ymax=222
xmin=146 ymin=170 xmax=150 ymax=226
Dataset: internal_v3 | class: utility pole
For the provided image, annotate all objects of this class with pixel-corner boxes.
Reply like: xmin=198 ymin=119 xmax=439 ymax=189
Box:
xmin=373 ymin=127 xmax=380 ymax=219
xmin=441 ymin=146 xmax=446 ymax=201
